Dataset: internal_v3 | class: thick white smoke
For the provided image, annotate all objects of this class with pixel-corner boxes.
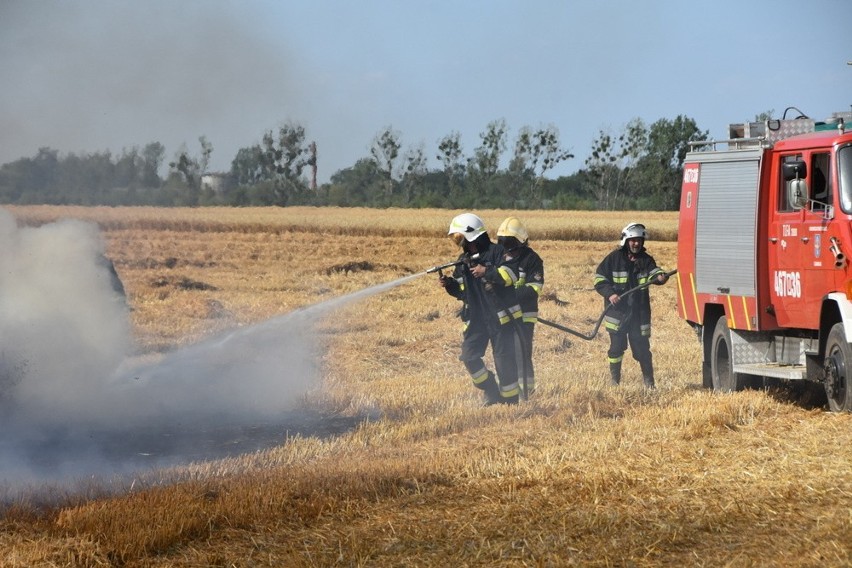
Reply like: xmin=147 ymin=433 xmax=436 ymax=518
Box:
xmin=0 ymin=208 xmax=322 ymax=484
xmin=0 ymin=207 xmax=419 ymax=492
xmin=0 ymin=209 xmax=130 ymax=424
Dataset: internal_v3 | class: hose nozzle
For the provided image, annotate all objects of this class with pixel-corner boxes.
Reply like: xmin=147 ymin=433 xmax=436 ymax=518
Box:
xmin=425 ymin=253 xmax=480 ymax=274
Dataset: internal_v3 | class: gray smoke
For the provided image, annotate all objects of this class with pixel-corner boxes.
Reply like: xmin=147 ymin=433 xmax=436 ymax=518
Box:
xmin=109 ymin=308 xmax=321 ymax=427
xmin=0 ymin=208 xmax=419 ymax=493
xmin=0 ymin=209 xmax=131 ymax=422
xmin=0 ymin=1 xmax=315 ymax=177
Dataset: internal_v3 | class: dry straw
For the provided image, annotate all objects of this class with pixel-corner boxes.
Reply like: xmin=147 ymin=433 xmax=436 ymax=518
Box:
xmin=2 ymin=206 xmax=851 ymax=567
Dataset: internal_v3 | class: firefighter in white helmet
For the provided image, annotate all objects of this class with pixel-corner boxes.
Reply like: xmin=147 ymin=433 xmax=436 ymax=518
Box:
xmin=496 ymin=216 xmax=544 ymax=397
xmin=594 ymin=222 xmax=668 ymax=388
xmin=439 ymin=212 xmax=522 ymax=405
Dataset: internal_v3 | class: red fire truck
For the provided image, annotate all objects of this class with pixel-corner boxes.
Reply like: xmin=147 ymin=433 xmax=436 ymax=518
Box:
xmin=676 ymin=108 xmax=852 ymax=411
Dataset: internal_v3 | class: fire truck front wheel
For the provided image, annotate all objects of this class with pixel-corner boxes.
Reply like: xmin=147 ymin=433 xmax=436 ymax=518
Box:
xmin=823 ymin=323 xmax=852 ymax=412
xmin=710 ymin=317 xmax=751 ymax=393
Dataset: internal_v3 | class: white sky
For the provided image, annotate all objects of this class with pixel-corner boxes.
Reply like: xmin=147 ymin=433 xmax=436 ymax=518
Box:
xmin=1 ymin=0 xmax=850 ymax=184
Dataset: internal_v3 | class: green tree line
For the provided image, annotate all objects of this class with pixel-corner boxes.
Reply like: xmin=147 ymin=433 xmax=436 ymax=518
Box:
xmin=0 ymin=116 xmax=707 ymax=210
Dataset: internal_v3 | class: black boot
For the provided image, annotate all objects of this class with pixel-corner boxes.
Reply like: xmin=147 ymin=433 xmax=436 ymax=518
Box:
xmin=609 ymin=362 xmax=621 ymax=386
xmin=481 ymin=372 xmax=501 ymax=406
xmin=640 ymin=358 xmax=655 ymax=389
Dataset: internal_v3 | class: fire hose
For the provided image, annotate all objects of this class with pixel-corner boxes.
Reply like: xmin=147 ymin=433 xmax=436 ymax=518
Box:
xmin=425 ymin=253 xmax=481 ymax=274
xmin=537 ymin=269 xmax=678 ymax=340
xmin=426 ymin=254 xmax=674 ymax=397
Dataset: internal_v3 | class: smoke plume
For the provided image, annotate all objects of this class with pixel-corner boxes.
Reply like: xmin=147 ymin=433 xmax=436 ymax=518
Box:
xmin=0 ymin=208 xmax=419 ymax=496
xmin=0 ymin=208 xmax=321 ymax=487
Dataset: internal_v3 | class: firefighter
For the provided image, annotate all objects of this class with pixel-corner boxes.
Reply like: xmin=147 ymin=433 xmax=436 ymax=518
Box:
xmin=439 ymin=213 xmax=522 ymax=405
xmin=594 ymin=222 xmax=668 ymax=388
xmin=496 ymin=216 xmax=544 ymax=397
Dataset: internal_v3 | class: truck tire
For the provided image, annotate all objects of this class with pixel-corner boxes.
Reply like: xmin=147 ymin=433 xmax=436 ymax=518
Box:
xmin=823 ymin=323 xmax=852 ymax=412
xmin=710 ymin=317 xmax=750 ymax=392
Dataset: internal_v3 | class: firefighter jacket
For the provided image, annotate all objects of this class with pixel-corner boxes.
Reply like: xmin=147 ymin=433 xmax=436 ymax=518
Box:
xmin=593 ymin=246 xmax=664 ymax=335
xmin=443 ymin=241 xmax=522 ymax=327
xmin=502 ymin=246 xmax=544 ymax=323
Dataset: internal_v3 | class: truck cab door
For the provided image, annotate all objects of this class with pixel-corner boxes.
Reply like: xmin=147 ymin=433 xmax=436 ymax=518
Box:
xmin=802 ymin=152 xmax=840 ymax=311
xmin=769 ymin=152 xmax=833 ymax=330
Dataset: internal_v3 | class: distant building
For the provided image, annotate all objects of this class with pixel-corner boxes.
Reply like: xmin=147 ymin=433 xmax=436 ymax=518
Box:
xmin=201 ymin=172 xmax=230 ymax=194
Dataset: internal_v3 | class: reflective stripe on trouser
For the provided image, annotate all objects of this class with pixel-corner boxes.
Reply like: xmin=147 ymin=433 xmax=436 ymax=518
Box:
xmin=500 ymin=380 xmax=520 ymax=398
xmin=468 ymin=365 xmax=491 ymax=386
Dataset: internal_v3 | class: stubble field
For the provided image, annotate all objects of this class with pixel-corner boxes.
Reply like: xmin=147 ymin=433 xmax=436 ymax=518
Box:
xmin=1 ymin=205 xmax=851 ymax=567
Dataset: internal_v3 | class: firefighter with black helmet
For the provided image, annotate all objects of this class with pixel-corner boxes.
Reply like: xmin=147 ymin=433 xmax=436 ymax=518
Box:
xmin=594 ymin=222 xmax=668 ymax=388
xmin=497 ymin=216 xmax=544 ymax=397
xmin=439 ymin=213 xmax=522 ymax=405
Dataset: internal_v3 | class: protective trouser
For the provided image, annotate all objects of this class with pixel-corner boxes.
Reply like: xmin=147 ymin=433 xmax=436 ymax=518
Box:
xmin=514 ymin=321 xmax=535 ymax=396
xmin=460 ymin=318 xmax=520 ymax=404
xmin=606 ymin=317 xmax=654 ymax=387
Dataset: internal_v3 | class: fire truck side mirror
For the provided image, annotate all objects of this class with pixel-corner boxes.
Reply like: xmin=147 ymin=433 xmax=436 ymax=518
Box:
xmin=782 ymin=160 xmax=807 ymax=181
xmin=782 ymin=159 xmax=809 ymax=210
xmin=787 ymin=179 xmax=809 ymax=210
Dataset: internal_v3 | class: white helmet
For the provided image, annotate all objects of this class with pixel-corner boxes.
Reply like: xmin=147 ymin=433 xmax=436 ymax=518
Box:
xmin=448 ymin=213 xmax=486 ymax=245
xmin=620 ymin=222 xmax=647 ymax=247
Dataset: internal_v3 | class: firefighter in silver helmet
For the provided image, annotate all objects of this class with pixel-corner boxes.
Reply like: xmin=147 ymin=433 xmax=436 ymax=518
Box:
xmin=594 ymin=222 xmax=668 ymax=388
xmin=496 ymin=216 xmax=544 ymax=397
xmin=439 ymin=212 xmax=522 ymax=405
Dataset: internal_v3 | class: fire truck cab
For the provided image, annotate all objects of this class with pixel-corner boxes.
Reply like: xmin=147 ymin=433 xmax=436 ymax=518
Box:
xmin=676 ymin=109 xmax=852 ymax=411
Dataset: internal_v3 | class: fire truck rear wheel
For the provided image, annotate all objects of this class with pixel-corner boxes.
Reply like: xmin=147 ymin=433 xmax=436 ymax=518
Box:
xmin=823 ymin=323 xmax=852 ymax=412
xmin=710 ymin=317 xmax=751 ymax=392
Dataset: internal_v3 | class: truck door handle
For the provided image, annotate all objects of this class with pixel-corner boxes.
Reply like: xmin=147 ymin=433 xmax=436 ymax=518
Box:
xmin=801 ymin=237 xmax=809 ymax=243
xmin=769 ymin=237 xmax=778 ymax=243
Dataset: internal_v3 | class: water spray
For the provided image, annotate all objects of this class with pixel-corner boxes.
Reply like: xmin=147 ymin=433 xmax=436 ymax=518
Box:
xmin=0 ymin=251 xmax=426 ymax=489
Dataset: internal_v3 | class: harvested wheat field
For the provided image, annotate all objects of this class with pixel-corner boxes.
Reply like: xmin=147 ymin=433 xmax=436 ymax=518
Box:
xmin=1 ymin=205 xmax=851 ymax=567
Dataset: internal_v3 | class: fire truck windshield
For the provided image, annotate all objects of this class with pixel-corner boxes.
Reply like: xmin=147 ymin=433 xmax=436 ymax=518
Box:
xmin=840 ymin=145 xmax=852 ymax=213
